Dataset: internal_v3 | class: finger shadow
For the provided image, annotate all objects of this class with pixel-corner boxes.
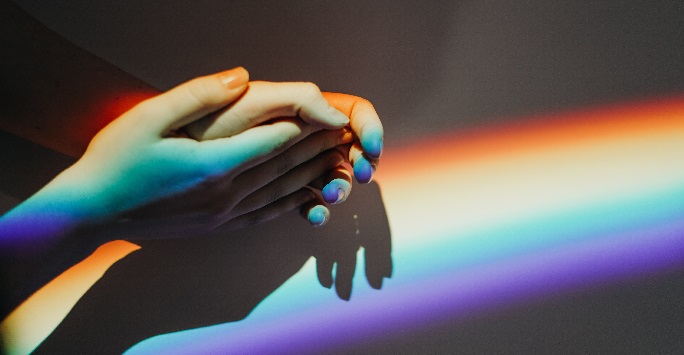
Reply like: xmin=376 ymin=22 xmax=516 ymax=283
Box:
xmin=32 ymin=182 xmax=392 ymax=354
xmin=313 ymin=182 xmax=393 ymax=300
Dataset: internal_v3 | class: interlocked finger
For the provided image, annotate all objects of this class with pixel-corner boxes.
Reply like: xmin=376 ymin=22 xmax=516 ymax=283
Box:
xmin=230 ymin=128 xmax=353 ymax=199
xmin=215 ymin=188 xmax=316 ymax=232
xmin=185 ymin=81 xmax=349 ymax=140
xmin=228 ymin=149 xmax=345 ymax=218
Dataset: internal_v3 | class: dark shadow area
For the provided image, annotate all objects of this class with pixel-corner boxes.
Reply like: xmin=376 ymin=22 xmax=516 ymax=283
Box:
xmin=0 ymin=131 xmax=77 ymax=317
xmin=0 ymin=130 xmax=74 ymax=205
xmin=4 ymin=0 xmax=684 ymax=352
xmin=14 ymin=0 xmax=684 ymax=148
xmin=14 ymin=0 xmax=459 ymax=148
xmin=30 ymin=181 xmax=391 ymax=354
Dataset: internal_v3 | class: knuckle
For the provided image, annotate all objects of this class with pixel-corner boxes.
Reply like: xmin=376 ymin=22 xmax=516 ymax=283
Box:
xmin=357 ymin=97 xmax=374 ymax=109
xmin=298 ymin=82 xmax=323 ymax=101
xmin=185 ymin=77 xmax=221 ymax=108
xmin=352 ymin=97 xmax=376 ymax=119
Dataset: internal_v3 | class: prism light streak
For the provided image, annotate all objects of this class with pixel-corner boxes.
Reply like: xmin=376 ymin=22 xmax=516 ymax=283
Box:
xmin=128 ymin=217 xmax=684 ymax=354
xmin=3 ymin=96 xmax=684 ymax=354
xmin=127 ymin=96 xmax=684 ymax=353
xmin=124 ymin=192 xmax=684 ymax=354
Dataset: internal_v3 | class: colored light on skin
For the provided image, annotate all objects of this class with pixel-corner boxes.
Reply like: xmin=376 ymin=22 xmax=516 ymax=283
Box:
xmin=307 ymin=205 xmax=330 ymax=226
xmin=1 ymin=240 xmax=140 ymax=355
xmin=353 ymin=155 xmax=375 ymax=183
xmin=360 ymin=127 xmax=383 ymax=159
xmin=127 ymin=95 xmax=684 ymax=353
xmin=126 ymin=212 xmax=684 ymax=354
xmin=6 ymin=96 xmax=684 ymax=354
xmin=322 ymin=178 xmax=351 ymax=204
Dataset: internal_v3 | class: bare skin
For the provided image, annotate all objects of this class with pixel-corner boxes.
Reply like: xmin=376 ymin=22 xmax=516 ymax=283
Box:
xmin=0 ymin=0 xmax=384 ymax=318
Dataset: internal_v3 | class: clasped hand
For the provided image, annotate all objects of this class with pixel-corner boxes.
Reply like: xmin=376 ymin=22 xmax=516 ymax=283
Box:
xmin=58 ymin=67 xmax=383 ymax=239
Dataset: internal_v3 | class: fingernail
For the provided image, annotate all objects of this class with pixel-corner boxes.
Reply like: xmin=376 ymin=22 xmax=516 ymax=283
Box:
xmin=308 ymin=205 xmax=330 ymax=226
xmin=322 ymin=178 xmax=351 ymax=205
xmin=328 ymin=107 xmax=350 ymax=127
xmin=218 ymin=67 xmax=249 ymax=89
xmin=353 ymin=155 xmax=375 ymax=183
xmin=361 ymin=128 xmax=383 ymax=159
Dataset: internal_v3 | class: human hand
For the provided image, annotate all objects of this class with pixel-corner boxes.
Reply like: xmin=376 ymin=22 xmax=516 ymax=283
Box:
xmin=308 ymin=92 xmax=384 ymax=225
xmin=48 ymin=67 xmax=355 ymax=238
xmin=184 ymin=84 xmax=383 ymax=182
xmin=184 ymin=84 xmax=384 ymax=226
xmin=29 ymin=180 xmax=393 ymax=353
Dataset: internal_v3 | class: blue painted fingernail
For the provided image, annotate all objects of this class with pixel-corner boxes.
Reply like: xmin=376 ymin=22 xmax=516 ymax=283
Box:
xmin=322 ymin=178 xmax=351 ymax=204
xmin=353 ymin=155 xmax=375 ymax=183
xmin=308 ymin=205 xmax=330 ymax=226
xmin=361 ymin=129 xmax=383 ymax=159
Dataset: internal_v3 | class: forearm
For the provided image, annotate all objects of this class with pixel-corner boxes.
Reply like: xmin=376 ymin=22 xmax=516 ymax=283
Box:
xmin=0 ymin=0 xmax=159 ymax=158
xmin=0 ymin=164 xmax=111 ymax=318
xmin=0 ymin=226 xmax=103 ymax=320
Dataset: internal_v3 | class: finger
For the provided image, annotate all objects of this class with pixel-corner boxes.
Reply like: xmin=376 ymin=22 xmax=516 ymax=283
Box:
xmin=320 ymin=167 xmax=353 ymax=205
xmin=307 ymin=204 xmax=331 ymax=227
xmin=229 ymin=149 xmax=345 ymax=217
xmin=349 ymin=142 xmax=377 ymax=183
xmin=231 ymin=128 xmax=353 ymax=199
xmin=127 ymin=67 xmax=249 ymax=135
xmin=197 ymin=118 xmax=317 ymax=175
xmin=298 ymin=191 xmax=332 ymax=226
xmin=186 ymin=81 xmax=350 ymax=141
xmin=323 ymin=93 xmax=384 ymax=159
xmin=215 ymin=188 xmax=315 ymax=232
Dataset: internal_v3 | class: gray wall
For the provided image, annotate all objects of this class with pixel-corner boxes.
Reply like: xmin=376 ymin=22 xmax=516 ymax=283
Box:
xmin=14 ymin=0 xmax=684 ymax=147
xmin=7 ymin=1 xmax=684 ymax=353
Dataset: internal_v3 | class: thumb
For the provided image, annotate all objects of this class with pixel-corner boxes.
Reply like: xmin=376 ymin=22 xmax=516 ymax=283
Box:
xmin=130 ymin=67 xmax=249 ymax=135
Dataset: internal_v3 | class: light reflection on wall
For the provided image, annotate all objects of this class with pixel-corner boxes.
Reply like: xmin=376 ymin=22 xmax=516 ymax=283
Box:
xmin=3 ymin=96 xmax=684 ymax=354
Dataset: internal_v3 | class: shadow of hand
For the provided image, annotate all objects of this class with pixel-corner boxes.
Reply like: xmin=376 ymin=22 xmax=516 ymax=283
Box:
xmin=312 ymin=182 xmax=393 ymax=300
xmin=33 ymin=182 xmax=391 ymax=354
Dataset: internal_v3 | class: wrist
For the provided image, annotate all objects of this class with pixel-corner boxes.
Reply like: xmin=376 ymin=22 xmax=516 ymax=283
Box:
xmin=0 ymin=163 xmax=114 ymax=257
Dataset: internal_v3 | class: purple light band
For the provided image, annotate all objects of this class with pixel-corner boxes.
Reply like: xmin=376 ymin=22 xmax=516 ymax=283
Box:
xmin=151 ymin=218 xmax=684 ymax=354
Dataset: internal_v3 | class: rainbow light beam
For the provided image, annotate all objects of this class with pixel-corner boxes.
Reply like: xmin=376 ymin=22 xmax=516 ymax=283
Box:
xmin=2 ymin=95 xmax=684 ymax=354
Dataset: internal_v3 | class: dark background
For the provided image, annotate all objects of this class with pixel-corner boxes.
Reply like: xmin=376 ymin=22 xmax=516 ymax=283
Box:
xmin=5 ymin=1 xmax=684 ymax=353
xmin=13 ymin=0 xmax=684 ymax=147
